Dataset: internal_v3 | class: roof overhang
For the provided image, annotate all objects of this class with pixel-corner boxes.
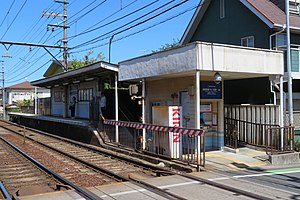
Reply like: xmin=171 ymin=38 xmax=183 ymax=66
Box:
xmin=119 ymin=42 xmax=284 ymax=82
xmin=31 ymin=61 xmax=118 ymax=87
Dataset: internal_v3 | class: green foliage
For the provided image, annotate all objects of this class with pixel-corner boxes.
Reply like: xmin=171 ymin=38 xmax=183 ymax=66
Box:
xmin=152 ymin=38 xmax=179 ymax=52
xmin=16 ymin=99 xmax=33 ymax=107
xmin=69 ymin=51 xmax=106 ymax=70
xmin=295 ymin=139 xmax=300 ymax=152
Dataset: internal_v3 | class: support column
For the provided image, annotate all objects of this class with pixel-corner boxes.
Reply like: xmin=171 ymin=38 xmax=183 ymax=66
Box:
xmin=115 ymin=73 xmax=119 ymax=143
xmin=142 ymin=79 xmax=146 ymax=150
xmin=196 ymin=70 xmax=201 ymax=170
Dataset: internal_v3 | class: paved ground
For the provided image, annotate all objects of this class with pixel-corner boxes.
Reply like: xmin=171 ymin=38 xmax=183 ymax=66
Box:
xmin=19 ymin=147 xmax=300 ymax=200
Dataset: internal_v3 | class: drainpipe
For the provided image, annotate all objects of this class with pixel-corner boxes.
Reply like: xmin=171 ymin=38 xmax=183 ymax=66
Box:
xmin=269 ymin=28 xmax=285 ymax=50
xmin=274 ymin=76 xmax=285 ymax=150
xmin=270 ymin=81 xmax=276 ymax=105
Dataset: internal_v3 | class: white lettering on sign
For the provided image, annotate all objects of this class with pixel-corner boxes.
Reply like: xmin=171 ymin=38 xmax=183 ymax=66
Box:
xmin=172 ymin=107 xmax=180 ymax=142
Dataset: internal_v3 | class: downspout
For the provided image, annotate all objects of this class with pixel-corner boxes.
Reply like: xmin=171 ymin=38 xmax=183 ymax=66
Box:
xmin=269 ymin=28 xmax=285 ymax=50
xmin=270 ymin=81 xmax=276 ymax=105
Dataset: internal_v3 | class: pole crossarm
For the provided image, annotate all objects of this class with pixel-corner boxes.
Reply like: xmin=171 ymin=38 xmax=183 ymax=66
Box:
xmin=0 ymin=41 xmax=65 ymax=49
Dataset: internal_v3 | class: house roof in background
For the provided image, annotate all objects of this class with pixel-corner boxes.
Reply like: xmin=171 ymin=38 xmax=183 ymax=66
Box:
xmin=244 ymin=0 xmax=300 ymax=29
xmin=180 ymin=0 xmax=300 ymax=45
xmin=6 ymin=81 xmax=36 ymax=89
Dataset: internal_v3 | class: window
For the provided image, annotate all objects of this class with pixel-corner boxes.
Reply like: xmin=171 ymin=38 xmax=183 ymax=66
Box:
xmin=275 ymin=34 xmax=287 ymax=48
xmin=54 ymin=91 xmax=63 ymax=102
xmin=289 ymin=2 xmax=300 ymax=15
xmin=241 ymin=36 xmax=254 ymax=47
xmin=78 ymin=88 xmax=93 ymax=101
xmin=220 ymin=0 xmax=225 ymax=19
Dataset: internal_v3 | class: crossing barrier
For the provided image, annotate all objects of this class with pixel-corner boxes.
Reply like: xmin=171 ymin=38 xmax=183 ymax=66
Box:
xmin=103 ymin=119 xmax=206 ymax=170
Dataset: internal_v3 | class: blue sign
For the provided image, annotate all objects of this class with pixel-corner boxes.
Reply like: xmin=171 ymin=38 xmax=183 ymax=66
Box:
xmin=201 ymin=81 xmax=222 ymax=99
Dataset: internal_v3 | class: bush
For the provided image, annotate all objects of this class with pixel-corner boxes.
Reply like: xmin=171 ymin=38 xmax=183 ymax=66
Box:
xmin=295 ymin=140 xmax=300 ymax=152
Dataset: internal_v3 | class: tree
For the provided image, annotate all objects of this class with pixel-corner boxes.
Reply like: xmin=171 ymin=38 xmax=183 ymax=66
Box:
xmin=152 ymin=38 xmax=180 ymax=52
xmin=69 ymin=51 xmax=106 ymax=70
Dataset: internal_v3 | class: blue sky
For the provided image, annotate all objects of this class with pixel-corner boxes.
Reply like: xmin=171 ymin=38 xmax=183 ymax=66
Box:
xmin=0 ymin=0 xmax=199 ymax=86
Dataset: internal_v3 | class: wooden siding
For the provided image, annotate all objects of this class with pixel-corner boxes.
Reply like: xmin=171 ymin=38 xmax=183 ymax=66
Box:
xmin=190 ymin=0 xmax=270 ymax=48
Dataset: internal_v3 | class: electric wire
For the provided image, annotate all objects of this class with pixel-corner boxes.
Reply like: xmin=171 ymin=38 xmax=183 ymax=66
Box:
xmin=68 ymin=0 xmax=158 ymax=40
xmin=70 ymin=2 xmax=200 ymax=54
xmin=47 ymin=0 xmax=140 ymax=46
xmin=72 ymin=0 xmax=189 ymax=50
xmin=0 ymin=0 xmax=16 ymax=30
xmin=1 ymin=0 xmax=28 ymax=40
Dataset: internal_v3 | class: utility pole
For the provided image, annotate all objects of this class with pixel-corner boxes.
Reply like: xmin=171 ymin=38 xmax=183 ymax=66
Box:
xmin=285 ymin=0 xmax=294 ymax=126
xmin=43 ymin=0 xmax=69 ymax=70
xmin=1 ymin=52 xmax=12 ymax=120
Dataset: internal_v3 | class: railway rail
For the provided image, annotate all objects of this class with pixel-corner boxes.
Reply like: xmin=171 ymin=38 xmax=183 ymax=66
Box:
xmin=0 ymin=120 xmax=274 ymax=200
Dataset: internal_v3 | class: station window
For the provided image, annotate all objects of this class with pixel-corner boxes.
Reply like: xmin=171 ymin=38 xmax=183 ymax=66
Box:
xmin=78 ymin=88 xmax=93 ymax=101
xmin=241 ymin=36 xmax=254 ymax=47
xmin=54 ymin=91 xmax=63 ymax=102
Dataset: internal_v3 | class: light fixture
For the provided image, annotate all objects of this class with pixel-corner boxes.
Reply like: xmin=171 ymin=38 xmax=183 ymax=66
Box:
xmin=62 ymin=83 xmax=69 ymax=86
xmin=73 ymin=80 xmax=80 ymax=84
xmin=214 ymin=72 xmax=222 ymax=84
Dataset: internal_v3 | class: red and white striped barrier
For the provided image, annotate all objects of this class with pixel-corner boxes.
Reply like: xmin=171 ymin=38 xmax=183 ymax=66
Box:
xmin=104 ymin=119 xmax=205 ymax=136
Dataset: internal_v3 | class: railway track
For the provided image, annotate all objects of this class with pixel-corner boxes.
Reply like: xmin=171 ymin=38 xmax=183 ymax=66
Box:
xmin=0 ymin=120 xmax=274 ymax=200
xmin=0 ymin=136 xmax=62 ymax=197
xmin=0 ymin=120 xmax=186 ymax=199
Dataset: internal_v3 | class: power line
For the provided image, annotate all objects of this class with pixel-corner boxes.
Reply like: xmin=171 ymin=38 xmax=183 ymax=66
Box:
xmin=1 ymin=0 xmax=28 ymax=40
xmin=47 ymin=0 xmax=140 ymax=48
xmin=68 ymin=0 xmax=108 ymax=26
xmin=70 ymin=2 xmax=200 ymax=54
xmin=5 ymin=52 xmax=62 ymax=83
xmin=0 ymin=0 xmax=16 ymax=30
xmin=72 ymin=0 xmax=184 ymax=50
xmin=68 ymin=0 xmax=158 ymax=40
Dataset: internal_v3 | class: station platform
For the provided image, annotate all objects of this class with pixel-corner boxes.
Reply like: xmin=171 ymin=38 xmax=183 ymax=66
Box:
xmin=7 ymin=113 xmax=102 ymax=146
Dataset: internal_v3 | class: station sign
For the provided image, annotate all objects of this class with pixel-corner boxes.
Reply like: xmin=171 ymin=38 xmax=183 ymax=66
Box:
xmin=201 ymin=81 xmax=222 ymax=99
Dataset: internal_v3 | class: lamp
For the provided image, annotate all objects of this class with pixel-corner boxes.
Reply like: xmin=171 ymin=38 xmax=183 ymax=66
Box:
xmin=214 ymin=72 xmax=222 ymax=84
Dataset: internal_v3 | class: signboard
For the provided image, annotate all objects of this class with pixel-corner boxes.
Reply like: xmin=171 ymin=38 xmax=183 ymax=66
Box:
xmin=168 ymin=106 xmax=182 ymax=159
xmin=201 ymin=81 xmax=222 ymax=99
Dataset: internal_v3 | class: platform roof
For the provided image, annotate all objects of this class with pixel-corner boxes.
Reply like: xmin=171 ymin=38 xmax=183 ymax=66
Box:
xmin=119 ymin=42 xmax=284 ymax=81
xmin=31 ymin=61 xmax=118 ymax=87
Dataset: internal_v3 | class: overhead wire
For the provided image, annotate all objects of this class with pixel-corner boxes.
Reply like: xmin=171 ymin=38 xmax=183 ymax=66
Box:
xmin=0 ymin=0 xmax=16 ymax=30
xmin=47 ymin=0 xmax=140 ymax=46
xmin=72 ymin=0 xmax=188 ymax=50
xmin=1 ymin=0 xmax=28 ymax=40
xmin=68 ymin=0 xmax=158 ymax=40
xmin=70 ymin=2 xmax=200 ymax=54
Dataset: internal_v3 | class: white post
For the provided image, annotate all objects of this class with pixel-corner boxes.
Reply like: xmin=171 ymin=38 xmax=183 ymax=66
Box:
xmin=34 ymin=87 xmax=38 ymax=115
xmin=115 ymin=73 xmax=119 ymax=143
xmin=280 ymin=76 xmax=284 ymax=150
xmin=196 ymin=70 xmax=201 ymax=170
xmin=142 ymin=79 xmax=146 ymax=150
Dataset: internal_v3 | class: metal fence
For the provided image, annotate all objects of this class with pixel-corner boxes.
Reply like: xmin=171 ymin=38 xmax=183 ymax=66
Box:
xmin=266 ymin=126 xmax=294 ymax=155
xmin=103 ymin=120 xmax=206 ymax=169
xmin=225 ymin=105 xmax=280 ymax=148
